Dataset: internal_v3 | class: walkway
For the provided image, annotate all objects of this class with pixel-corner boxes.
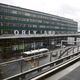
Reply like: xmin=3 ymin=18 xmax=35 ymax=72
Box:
xmin=45 ymin=61 xmax=80 ymax=80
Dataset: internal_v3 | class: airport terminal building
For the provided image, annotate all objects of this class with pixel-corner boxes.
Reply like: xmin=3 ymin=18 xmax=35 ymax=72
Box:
xmin=0 ymin=3 xmax=77 ymax=35
xmin=0 ymin=3 xmax=78 ymax=58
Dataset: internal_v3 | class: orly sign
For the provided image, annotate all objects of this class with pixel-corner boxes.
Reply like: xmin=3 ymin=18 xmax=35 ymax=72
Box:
xmin=14 ymin=30 xmax=29 ymax=35
xmin=14 ymin=30 xmax=55 ymax=35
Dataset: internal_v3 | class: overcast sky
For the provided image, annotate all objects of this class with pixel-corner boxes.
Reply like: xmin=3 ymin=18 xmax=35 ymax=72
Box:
xmin=0 ymin=0 xmax=80 ymax=31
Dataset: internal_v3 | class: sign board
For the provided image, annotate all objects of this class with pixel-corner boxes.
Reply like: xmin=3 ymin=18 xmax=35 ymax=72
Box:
xmin=67 ymin=37 xmax=74 ymax=44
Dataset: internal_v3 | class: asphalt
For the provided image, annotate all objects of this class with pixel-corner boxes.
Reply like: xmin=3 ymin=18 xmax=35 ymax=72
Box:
xmin=59 ymin=65 xmax=80 ymax=80
xmin=45 ymin=61 xmax=80 ymax=80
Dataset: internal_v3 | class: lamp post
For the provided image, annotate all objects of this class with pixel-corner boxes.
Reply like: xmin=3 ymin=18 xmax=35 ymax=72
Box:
xmin=20 ymin=40 xmax=24 ymax=72
xmin=33 ymin=42 xmax=36 ymax=67
xmin=59 ymin=40 xmax=65 ymax=58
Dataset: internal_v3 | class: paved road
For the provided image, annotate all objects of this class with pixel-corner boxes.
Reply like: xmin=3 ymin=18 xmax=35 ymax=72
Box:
xmin=45 ymin=61 xmax=80 ymax=80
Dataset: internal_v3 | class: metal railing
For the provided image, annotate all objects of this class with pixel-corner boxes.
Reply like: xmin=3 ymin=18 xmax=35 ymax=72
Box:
xmin=2 ymin=46 xmax=80 ymax=80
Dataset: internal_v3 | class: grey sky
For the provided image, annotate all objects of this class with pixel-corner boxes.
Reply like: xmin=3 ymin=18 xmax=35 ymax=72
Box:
xmin=0 ymin=0 xmax=80 ymax=31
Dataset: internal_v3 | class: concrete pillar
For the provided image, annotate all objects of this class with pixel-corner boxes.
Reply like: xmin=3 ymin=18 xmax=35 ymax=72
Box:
xmin=77 ymin=46 xmax=79 ymax=52
xmin=73 ymin=47 xmax=74 ymax=53
xmin=74 ymin=37 xmax=77 ymax=45
xmin=50 ymin=51 xmax=52 ymax=62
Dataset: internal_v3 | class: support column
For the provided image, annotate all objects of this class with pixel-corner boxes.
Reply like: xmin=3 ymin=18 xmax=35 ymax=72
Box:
xmin=50 ymin=51 xmax=52 ymax=62
xmin=74 ymin=37 xmax=77 ymax=45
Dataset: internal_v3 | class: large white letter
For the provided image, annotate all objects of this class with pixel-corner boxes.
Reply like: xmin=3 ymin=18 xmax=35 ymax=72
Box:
xmin=14 ymin=30 xmax=19 ymax=35
xmin=22 ymin=30 xmax=26 ymax=35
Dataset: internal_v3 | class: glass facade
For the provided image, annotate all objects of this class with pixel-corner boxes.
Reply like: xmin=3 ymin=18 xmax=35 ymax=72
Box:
xmin=0 ymin=3 xmax=78 ymax=58
xmin=0 ymin=3 xmax=78 ymax=35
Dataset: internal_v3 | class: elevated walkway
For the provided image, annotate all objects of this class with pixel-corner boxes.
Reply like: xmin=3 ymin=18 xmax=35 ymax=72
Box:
xmin=0 ymin=33 xmax=80 ymax=39
xmin=45 ymin=61 xmax=80 ymax=80
xmin=59 ymin=64 xmax=80 ymax=80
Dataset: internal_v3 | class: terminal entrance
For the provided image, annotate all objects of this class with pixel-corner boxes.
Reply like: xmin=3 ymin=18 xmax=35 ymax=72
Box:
xmin=0 ymin=37 xmax=52 ymax=59
xmin=0 ymin=36 xmax=77 ymax=59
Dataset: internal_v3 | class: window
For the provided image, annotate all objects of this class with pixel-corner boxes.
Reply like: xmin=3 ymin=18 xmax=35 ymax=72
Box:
xmin=0 ymin=22 xmax=3 ymax=26
xmin=55 ymin=26 xmax=59 ymax=29
xmin=0 ymin=15 xmax=3 ymax=19
xmin=33 ymin=25 xmax=37 ymax=28
xmin=11 ymin=10 xmax=17 ymax=14
xmin=0 ymin=7 xmax=4 ymax=12
xmin=39 ymin=25 xmax=45 ymax=28
xmin=24 ymin=12 xmax=30 ymax=16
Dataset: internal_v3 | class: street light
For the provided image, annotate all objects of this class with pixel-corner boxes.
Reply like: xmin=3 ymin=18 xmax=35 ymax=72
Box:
xmin=20 ymin=40 xmax=24 ymax=72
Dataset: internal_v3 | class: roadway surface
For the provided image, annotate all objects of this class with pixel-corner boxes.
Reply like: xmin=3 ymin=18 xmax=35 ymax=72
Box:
xmin=59 ymin=65 xmax=80 ymax=80
xmin=45 ymin=60 xmax=80 ymax=80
